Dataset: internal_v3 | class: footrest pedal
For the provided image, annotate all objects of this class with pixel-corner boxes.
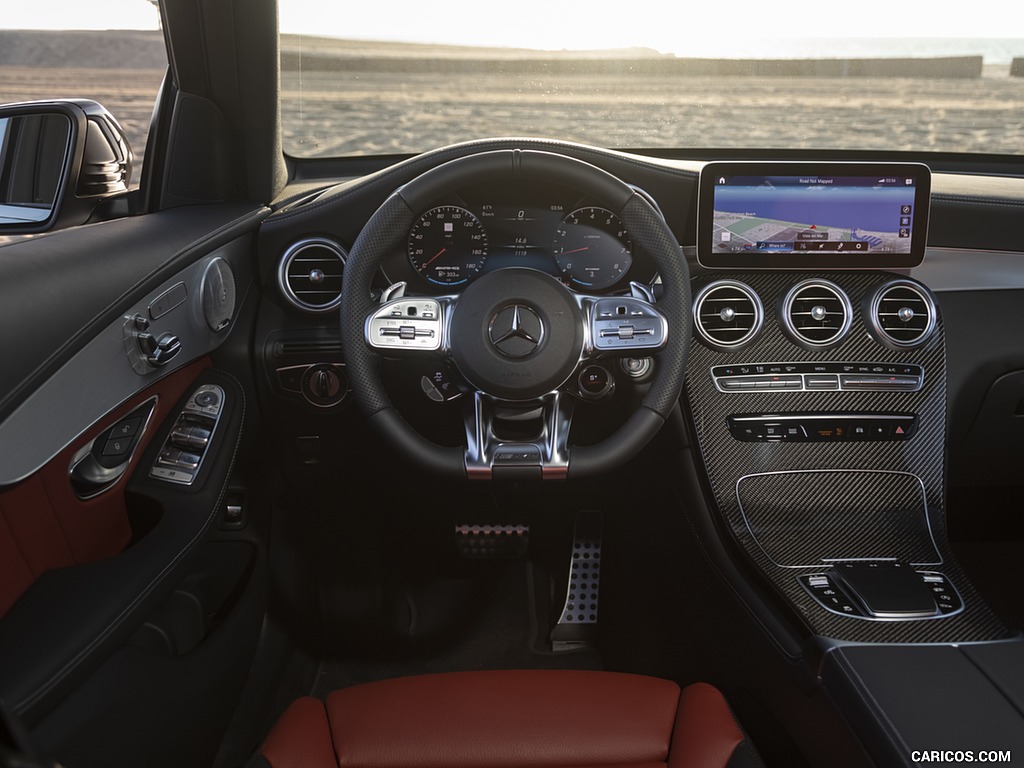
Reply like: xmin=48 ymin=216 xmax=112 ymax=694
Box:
xmin=455 ymin=523 xmax=529 ymax=559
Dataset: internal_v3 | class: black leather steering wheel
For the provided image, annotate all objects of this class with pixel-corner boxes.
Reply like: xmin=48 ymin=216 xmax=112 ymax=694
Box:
xmin=340 ymin=149 xmax=690 ymax=480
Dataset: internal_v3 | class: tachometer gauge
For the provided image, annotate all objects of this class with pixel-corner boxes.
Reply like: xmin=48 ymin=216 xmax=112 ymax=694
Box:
xmin=408 ymin=206 xmax=488 ymax=286
xmin=553 ymin=207 xmax=632 ymax=290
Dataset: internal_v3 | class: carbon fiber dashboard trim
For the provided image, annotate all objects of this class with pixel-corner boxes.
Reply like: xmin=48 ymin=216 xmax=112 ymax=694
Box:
xmin=685 ymin=271 xmax=1009 ymax=643
xmin=737 ymin=470 xmax=941 ymax=568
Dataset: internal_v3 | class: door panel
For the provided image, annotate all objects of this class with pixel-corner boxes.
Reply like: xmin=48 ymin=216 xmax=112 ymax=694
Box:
xmin=0 ymin=202 xmax=269 ymax=766
xmin=0 ymin=202 xmax=265 ymax=426
xmin=0 ymin=360 xmax=209 ymax=619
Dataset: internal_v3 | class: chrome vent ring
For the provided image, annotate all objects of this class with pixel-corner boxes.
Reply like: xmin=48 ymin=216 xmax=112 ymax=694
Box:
xmin=782 ymin=279 xmax=853 ymax=348
xmin=278 ymin=238 xmax=347 ymax=313
xmin=868 ymin=280 xmax=938 ymax=349
xmin=694 ymin=280 xmax=764 ymax=350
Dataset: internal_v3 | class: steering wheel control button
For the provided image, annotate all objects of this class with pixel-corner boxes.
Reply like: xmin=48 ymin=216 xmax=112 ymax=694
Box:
xmin=367 ymin=299 xmax=442 ymax=351
xmin=591 ymin=297 xmax=666 ymax=352
xmin=578 ymin=366 xmax=613 ymax=400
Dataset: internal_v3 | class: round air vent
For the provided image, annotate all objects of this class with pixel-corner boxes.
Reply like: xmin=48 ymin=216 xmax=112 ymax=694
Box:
xmin=868 ymin=280 xmax=937 ymax=349
xmin=278 ymin=238 xmax=347 ymax=313
xmin=693 ymin=280 xmax=764 ymax=350
xmin=782 ymin=279 xmax=852 ymax=348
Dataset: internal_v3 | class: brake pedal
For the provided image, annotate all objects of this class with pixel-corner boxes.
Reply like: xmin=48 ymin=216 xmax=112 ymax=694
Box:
xmin=455 ymin=523 xmax=529 ymax=559
xmin=550 ymin=510 xmax=602 ymax=651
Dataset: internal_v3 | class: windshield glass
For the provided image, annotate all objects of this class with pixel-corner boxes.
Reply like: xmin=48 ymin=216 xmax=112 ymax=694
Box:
xmin=279 ymin=1 xmax=1024 ymax=158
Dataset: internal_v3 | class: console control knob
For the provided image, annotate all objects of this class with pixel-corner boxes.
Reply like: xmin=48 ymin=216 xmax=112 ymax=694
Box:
xmin=300 ymin=364 xmax=347 ymax=408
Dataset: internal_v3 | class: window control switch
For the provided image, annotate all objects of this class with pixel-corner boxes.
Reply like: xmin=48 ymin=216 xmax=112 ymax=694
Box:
xmin=150 ymin=384 xmax=225 ymax=486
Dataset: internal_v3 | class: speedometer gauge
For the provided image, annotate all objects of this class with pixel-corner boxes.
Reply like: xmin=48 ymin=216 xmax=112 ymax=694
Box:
xmin=408 ymin=206 xmax=488 ymax=286
xmin=553 ymin=207 xmax=632 ymax=290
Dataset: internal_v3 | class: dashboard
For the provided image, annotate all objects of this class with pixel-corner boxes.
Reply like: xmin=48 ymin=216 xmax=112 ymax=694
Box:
xmin=254 ymin=138 xmax=1024 ymax=653
xmin=377 ymin=179 xmax=659 ymax=293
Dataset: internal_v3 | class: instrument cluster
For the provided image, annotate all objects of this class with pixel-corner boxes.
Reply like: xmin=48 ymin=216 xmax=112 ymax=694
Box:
xmin=380 ymin=180 xmax=658 ymax=294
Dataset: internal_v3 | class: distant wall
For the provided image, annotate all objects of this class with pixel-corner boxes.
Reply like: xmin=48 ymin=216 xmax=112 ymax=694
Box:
xmin=1012 ymin=58 xmax=1024 ymax=77
xmin=0 ymin=30 xmax=988 ymax=80
xmin=281 ymin=53 xmax=985 ymax=79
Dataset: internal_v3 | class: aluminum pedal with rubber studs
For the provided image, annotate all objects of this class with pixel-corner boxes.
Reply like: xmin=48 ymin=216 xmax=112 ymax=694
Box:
xmin=551 ymin=510 xmax=602 ymax=651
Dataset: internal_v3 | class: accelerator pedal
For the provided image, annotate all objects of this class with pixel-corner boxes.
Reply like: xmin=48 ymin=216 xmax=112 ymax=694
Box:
xmin=550 ymin=510 xmax=603 ymax=651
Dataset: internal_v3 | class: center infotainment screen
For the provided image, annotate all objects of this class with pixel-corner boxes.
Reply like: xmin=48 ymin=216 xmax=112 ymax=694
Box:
xmin=697 ymin=162 xmax=931 ymax=269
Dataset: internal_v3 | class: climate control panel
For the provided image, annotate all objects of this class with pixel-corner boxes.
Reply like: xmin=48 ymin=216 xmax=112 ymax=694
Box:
xmin=712 ymin=362 xmax=923 ymax=394
xmin=727 ymin=413 xmax=917 ymax=442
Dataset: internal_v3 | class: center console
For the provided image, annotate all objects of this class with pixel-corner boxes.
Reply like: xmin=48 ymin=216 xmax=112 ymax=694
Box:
xmin=687 ymin=269 xmax=1005 ymax=643
xmin=686 ymin=162 xmax=1006 ymax=643
xmin=682 ymin=160 xmax=1024 ymax=763
xmin=685 ymin=161 xmax=1020 ymax=763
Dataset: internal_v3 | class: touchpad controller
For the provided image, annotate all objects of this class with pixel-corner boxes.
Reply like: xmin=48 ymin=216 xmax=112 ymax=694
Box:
xmin=831 ymin=562 xmax=938 ymax=618
xmin=798 ymin=563 xmax=963 ymax=620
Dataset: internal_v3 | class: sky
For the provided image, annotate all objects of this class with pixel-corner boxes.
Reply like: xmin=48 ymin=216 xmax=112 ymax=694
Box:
xmin=3 ymin=0 xmax=1022 ymax=57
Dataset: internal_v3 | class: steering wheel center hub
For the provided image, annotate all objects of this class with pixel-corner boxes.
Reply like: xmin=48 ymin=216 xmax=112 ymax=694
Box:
xmin=450 ymin=267 xmax=584 ymax=401
xmin=488 ymin=303 xmax=545 ymax=359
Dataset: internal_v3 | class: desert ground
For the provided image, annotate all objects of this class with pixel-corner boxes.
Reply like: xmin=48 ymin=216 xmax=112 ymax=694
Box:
xmin=1 ymin=30 xmax=1021 ymax=161
xmin=279 ymin=68 xmax=1024 ymax=157
xmin=2 ymin=65 xmax=1021 ymax=162
xmin=0 ymin=66 xmax=165 ymax=162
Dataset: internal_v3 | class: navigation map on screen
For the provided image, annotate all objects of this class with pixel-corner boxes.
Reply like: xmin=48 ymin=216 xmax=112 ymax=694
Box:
xmin=711 ymin=175 xmax=917 ymax=257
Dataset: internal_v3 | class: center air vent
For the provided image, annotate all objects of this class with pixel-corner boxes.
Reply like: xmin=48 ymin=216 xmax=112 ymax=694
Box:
xmin=782 ymin=279 xmax=852 ymax=348
xmin=278 ymin=238 xmax=347 ymax=313
xmin=868 ymin=280 xmax=937 ymax=349
xmin=694 ymin=280 xmax=764 ymax=350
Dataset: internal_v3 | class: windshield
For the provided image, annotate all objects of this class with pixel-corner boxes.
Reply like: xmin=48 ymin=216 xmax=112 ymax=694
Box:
xmin=1 ymin=2 xmax=1021 ymax=161
xmin=278 ymin=1 xmax=1024 ymax=158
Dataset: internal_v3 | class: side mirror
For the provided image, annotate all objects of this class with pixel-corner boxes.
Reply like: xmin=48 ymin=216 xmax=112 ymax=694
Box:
xmin=0 ymin=100 xmax=132 ymax=234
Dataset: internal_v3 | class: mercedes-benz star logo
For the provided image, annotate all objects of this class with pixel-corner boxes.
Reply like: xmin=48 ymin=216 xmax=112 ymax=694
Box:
xmin=488 ymin=304 xmax=544 ymax=359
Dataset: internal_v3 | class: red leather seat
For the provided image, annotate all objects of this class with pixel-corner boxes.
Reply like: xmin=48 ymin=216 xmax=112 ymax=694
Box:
xmin=251 ymin=670 xmax=760 ymax=768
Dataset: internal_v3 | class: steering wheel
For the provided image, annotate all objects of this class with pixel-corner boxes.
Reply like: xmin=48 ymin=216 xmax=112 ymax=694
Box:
xmin=340 ymin=149 xmax=690 ymax=480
